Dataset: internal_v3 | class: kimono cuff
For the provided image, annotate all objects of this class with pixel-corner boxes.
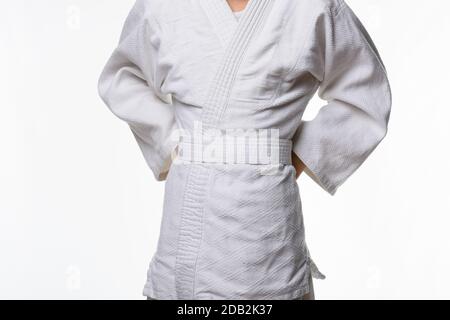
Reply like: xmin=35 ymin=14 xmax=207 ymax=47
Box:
xmin=133 ymin=130 xmax=179 ymax=182
xmin=292 ymin=133 xmax=339 ymax=196
xmin=156 ymin=139 xmax=179 ymax=181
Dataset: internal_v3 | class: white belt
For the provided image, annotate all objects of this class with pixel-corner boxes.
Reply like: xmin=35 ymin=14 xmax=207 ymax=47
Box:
xmin=175 ymin=134 xmax=292 ymax=165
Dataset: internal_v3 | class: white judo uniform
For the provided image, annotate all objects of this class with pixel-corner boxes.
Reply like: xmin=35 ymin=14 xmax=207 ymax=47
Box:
xmin=98 ymin=0 xmax=391 ymax=300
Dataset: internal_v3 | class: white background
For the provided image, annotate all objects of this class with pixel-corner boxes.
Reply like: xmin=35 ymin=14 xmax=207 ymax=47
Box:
xmin=1 ymin=0 xmax=449 ymax=300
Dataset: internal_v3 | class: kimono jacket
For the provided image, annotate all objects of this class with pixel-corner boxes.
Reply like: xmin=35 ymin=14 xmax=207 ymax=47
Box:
xmin=98 ymin=0 xmax=391 ymax=300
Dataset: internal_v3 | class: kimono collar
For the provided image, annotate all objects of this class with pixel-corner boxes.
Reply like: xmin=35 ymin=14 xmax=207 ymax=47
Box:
xmin=199 ymin=0 xmax=273 ymax=48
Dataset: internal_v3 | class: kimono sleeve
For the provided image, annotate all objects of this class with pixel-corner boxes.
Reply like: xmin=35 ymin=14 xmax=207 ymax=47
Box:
xmin=292 ymin=1 xmax=392 ymax=195
xmin=98 ymin=0 xmax=178 ymax=181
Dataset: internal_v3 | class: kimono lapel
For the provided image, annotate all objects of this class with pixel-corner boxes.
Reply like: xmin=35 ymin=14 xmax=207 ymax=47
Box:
xmin=199 ymin=0 xmax=239 ymax=48
xmin=201 ymin=0 xmax=275 ymax=130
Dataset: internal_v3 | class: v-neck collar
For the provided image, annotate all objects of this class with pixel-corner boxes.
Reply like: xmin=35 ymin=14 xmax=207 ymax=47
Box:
xmin=223 ymin=0 xmax=250 ymax=19
xmin=199 ymin=0 xmax=255 ymax=48
xmin=233 ymin=10 xmax=244 ymax=21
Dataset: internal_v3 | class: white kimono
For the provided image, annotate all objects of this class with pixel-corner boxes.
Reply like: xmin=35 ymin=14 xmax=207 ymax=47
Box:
xmin=98 ymin=0 xmax=391 ymax=300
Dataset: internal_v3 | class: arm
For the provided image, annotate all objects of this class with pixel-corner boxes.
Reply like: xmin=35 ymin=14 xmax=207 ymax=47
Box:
xmin=292 ymin=0 xmax=392 ymax=194
xmin=98 ymin=0 xmax=178 ymax=181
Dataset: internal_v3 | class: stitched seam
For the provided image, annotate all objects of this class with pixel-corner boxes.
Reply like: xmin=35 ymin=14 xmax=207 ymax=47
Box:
xmin=191 ymin=167 xmax=214 ymax=299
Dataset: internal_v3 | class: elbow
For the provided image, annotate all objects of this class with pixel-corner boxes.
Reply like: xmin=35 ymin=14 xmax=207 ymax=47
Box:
xmin=372 ymin=81 xmax=392 ymax=143
xmin=380 ymin=89 xmax=392 ymax=141
xmin=97 ymin=71 xmax=126 ymax=121
xmin=97 ymin=76 xmax=124 ymax=121
xmin=372 ymin=106 xmax=391 ymax=146
xmin=97 ymin=70 xmax=110 ymax=106
xmin=372 ymin=105 xmax=390 ymax=144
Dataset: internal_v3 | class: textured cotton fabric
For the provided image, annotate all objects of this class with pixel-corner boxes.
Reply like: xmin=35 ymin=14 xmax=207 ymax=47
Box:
xmin=98 ymin=0 xmax=391 ymax=300
xmin=146 ymin=272 xmax=315 ymax=300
